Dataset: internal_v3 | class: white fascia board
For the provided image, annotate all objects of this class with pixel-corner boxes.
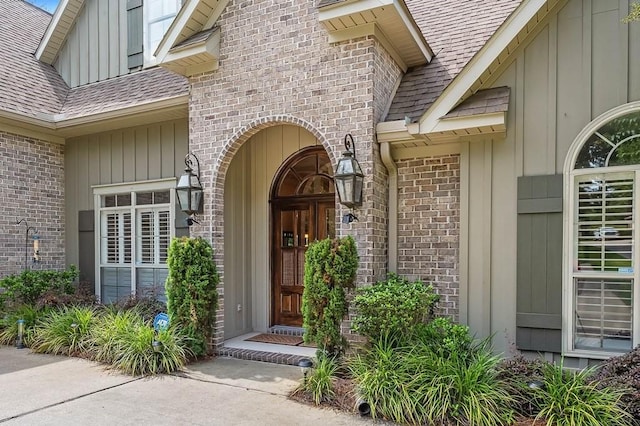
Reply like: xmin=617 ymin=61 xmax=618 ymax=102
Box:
xmin=416 ymin=0 xmax=546 ymax=134
xmin=35 ymin=0 xmax=85 ymax=63
xmin=319 ymin=0 xmax=431 ymax=65
xmin=204 ymin=0 xmax=231 ymax=29
xmin=0 ymin=114 xmax=64 ymax=144
xmin=155 ymin=0 xmax=201 ymax=61
xmin=432 ymin=112 xmax=506 ymax=133
xmin=376 ymin=120 xmax=413 ymax=143
xmin=160 ymin=29 xmax=220 ymax=75
xmin=53 ymin=95 xmax=188 ymax=129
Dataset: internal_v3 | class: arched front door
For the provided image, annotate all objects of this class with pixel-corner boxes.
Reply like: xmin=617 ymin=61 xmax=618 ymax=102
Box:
xmin=271 ymin=147 xmax=335 ymax=326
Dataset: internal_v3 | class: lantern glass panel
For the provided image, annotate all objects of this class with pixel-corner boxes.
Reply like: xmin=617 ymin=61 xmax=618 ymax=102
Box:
xmin=190 ymin=189 xmax=202 ymax=212
xmin=176 ymin=188 xmax=189 ymax=212
xmin=354 ymin=175 xmax=364 ymax=204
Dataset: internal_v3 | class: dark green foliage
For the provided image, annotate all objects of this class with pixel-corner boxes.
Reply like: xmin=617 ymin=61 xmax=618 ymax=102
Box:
xmin=112 ymin=295 xmax=167 ymax=323
xmin=30 ymin=305 xmax=98 ymax=356
xmin=411 ymin=317 xmax=474 ymax=358
xmin=0 ymin=266 xmax=79 ymax=309
xmin=351 ymin=273 xmax=439 ymax=342
xmin=302 ymin=236 xmax=358 ymax=357
xmin=497 ymin=354 xmax=548 ymax=416
xmin=165 ymin=237 xmax=219 ymax=357
xmin=592 ymin=346 xmax=640 ymax=423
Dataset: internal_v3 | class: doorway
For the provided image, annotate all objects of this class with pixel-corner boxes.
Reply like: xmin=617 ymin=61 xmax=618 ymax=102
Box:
xmin=271 ymin=147 xmax=335 ymax=326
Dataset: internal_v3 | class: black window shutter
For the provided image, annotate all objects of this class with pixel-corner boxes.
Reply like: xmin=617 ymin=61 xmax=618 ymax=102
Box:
xmin=127 ymin=0 xmax=144 ymax=69
xmin=78 ymin=210 xmax=95 ymax=286
xmin=516 ymin=174 xmax=563 ymax=353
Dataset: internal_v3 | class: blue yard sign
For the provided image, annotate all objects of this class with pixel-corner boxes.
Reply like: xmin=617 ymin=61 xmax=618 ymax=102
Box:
xmin=153 ymin=313 xmax=170 ymax=331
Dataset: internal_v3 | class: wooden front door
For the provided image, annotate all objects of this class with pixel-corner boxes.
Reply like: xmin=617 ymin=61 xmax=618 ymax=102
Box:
xmin=271 ymin=147 xmax=335 ymax=326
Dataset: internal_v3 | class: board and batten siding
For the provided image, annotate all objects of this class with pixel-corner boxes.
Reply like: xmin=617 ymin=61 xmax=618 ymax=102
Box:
xmin=55 ymin=0 xmax=131 ymax=87
xmin=223 ymin=124 xmax=319 ymax=340
xmin=460 ymin=0 xmax=640 ymax=357
xmin=64 ymin=119 xmax=188 ymax=282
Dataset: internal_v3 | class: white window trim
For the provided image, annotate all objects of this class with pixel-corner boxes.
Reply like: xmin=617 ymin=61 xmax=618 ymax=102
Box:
xmin=93 ymin=178 xmax=176 ymax=302
xmin=143 ymin=0 xmax=182 ymax=67
xmin=563 ymin=101 xmax=640 ymax=358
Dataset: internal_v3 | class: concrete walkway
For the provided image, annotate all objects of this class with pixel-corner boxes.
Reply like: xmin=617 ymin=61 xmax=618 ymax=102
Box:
xmin=0 ymin=346 xmax=374 ymax=425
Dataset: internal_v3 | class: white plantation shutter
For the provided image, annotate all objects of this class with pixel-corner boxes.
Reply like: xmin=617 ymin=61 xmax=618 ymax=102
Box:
xmin=97 ymin=185 xmax=174 ymax=304
xmin=573 ymin=172 xmax=635 ymax=352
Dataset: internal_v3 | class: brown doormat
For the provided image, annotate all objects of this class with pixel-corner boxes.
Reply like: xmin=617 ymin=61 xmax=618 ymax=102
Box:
xmin=245 ymin=333 xmax=304 ymax=346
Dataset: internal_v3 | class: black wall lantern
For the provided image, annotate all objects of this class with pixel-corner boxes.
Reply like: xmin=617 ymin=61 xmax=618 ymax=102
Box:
xmin=334 ymin=134 xmax=364 ymax=210
xmin=176 ymin=153 xmax=203 ymax=225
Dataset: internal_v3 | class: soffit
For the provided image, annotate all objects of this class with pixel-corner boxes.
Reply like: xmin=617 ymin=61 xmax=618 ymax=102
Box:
xmin=155 ymin=0 xmax=228 ymax=68
xmin=318 ymin=0 xmax=433 ymax=69
xmin=36 ymin=0 xmax=86 ymax=64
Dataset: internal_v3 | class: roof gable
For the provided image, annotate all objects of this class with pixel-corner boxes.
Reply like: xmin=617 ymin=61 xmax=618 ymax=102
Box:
xmin=35 ymin=0 xmax=86 ymax=64
xmin=154 ymin=0 xmax=228 ymax=73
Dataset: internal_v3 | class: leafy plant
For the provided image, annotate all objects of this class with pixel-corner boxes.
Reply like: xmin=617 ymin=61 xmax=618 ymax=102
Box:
xmin=0 ymin=304 xmax=46 ymax=347
xmin=0 ymin=266 xmax=79 ymax=309
xmin=112 ymin=295 xmax=167 ymax=323
xmin=591 ymin=346 xmax=640 ymax=422
xmin=302 ymin=236 xmax=358 ymax=358
xmin=411 ymin=317 xmax=473 ymax=358
xmin=166 ymin=237 xmax=219 ymax=357
xmin=30 ymin=305 xmax=98 ymax=356
xmin=496 ymin=354 xmax=548 ymax=416
xmin=88 ymin=309 xmax=144 ymax=364
xmin=349 ymin=333 xmax=514 ymax=425
xmin=302 ymin=354 xmax=340 ymax=405
xmin=351 ymin=273 xmax=439 ymax=343
xmin=533 ymin=361 xmax=632 ymax=426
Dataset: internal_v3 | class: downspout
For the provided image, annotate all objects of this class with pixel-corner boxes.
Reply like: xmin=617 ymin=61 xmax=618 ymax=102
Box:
xmin=380 ymin=141 xmax=397 ymax=273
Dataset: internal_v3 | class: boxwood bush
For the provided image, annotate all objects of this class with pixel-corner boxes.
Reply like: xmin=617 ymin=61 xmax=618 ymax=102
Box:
xmin=351 ymin=273 xmax=439 ymax=343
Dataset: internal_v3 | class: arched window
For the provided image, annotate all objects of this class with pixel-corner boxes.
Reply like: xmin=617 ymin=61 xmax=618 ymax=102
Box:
xmin=566 ymin=106 xmax=640 ymax=356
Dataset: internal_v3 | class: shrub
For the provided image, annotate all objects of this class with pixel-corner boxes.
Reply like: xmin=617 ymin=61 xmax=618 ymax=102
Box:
xmin=112 ymin=295 xmax=167 ymax=323
xmin=496 ymin=354 xmax=548 ymax=416
xmin=533 ymin=361 xmax=632 ymax=426
xmin=166 ymin=237 xmax=219 ymax=357
xmin=349 ymin=334 xmax=514 ymax=425
xmin=302 ymin=236 xmax=358 ymax=358
xmin=0 ymin=266 xmax=79 ymax=309
xmin=0 ymin=304 xmax=45 ymax=347
xmin=88 ymin=309 xmax=144 ymax=364
xmin=412 ymin=317 xmax=474 ymax=358
xmin=351 ymin=273 xmax=439 ymax=343
xmin=30 ymin=305 xmax=98 ymax=356
xmin=591 ymin=346 xmax=640 ymax=422
xmin=302 ymin=354 xmax=340 ymax=405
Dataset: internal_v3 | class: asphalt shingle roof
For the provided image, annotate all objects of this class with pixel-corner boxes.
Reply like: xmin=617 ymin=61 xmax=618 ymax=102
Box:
xmin=0 ymin=0 xmax=68 ymax=118
xmin=61 ymin=68 xmax=188 ymax=119
xmin=386 ymin=0 xmax=521 ymax=122
xmin=443 ymin=86 xmax=510 ymax=119
xmin=0 ymin=0 xmax=188 ymax=122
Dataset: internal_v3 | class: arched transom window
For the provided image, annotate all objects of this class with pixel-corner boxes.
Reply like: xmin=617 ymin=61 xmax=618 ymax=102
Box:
xmin=567 ymin=108 xmax=640 ymax=356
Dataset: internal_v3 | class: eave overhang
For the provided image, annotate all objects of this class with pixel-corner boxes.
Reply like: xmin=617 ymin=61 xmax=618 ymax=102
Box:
xmin=159 ymin=28 xmax=221 ymax=77
xmin=0 ymin=95 xmax=188 ymax=141
xmin=377 ymin=111 xmax=507 ymax=146
xmin=155 ymin=0 xmax=228 ymax=73
xmin=318 ymin=0 xmax=432 ymax=71
xmin=36 ymin=0 xmax=86 ymax=64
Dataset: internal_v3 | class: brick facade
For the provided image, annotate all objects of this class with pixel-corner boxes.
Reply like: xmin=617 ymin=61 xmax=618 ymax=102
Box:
xmin=0 ymin=131 xmax=65 ymax=277
xmin=396 ymin=154 xmax=460 ymax=320
xmin=187 ymin=0 xmax=403 ymax=348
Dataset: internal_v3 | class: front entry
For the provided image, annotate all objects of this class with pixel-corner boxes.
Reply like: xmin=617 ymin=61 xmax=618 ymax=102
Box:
xmin=271 ymin=147 xmax=335 ymax=326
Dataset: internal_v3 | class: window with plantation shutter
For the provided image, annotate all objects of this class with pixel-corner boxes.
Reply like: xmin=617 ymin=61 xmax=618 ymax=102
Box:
xmin=95 ymin=182 xmax=175 ymax=304
xmin=566 ymin=108 xmax=640 ymax=357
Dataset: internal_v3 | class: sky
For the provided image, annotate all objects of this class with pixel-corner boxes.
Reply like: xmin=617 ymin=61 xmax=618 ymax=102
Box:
xmin=26 ymin=0 xmax=59 ymax=13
